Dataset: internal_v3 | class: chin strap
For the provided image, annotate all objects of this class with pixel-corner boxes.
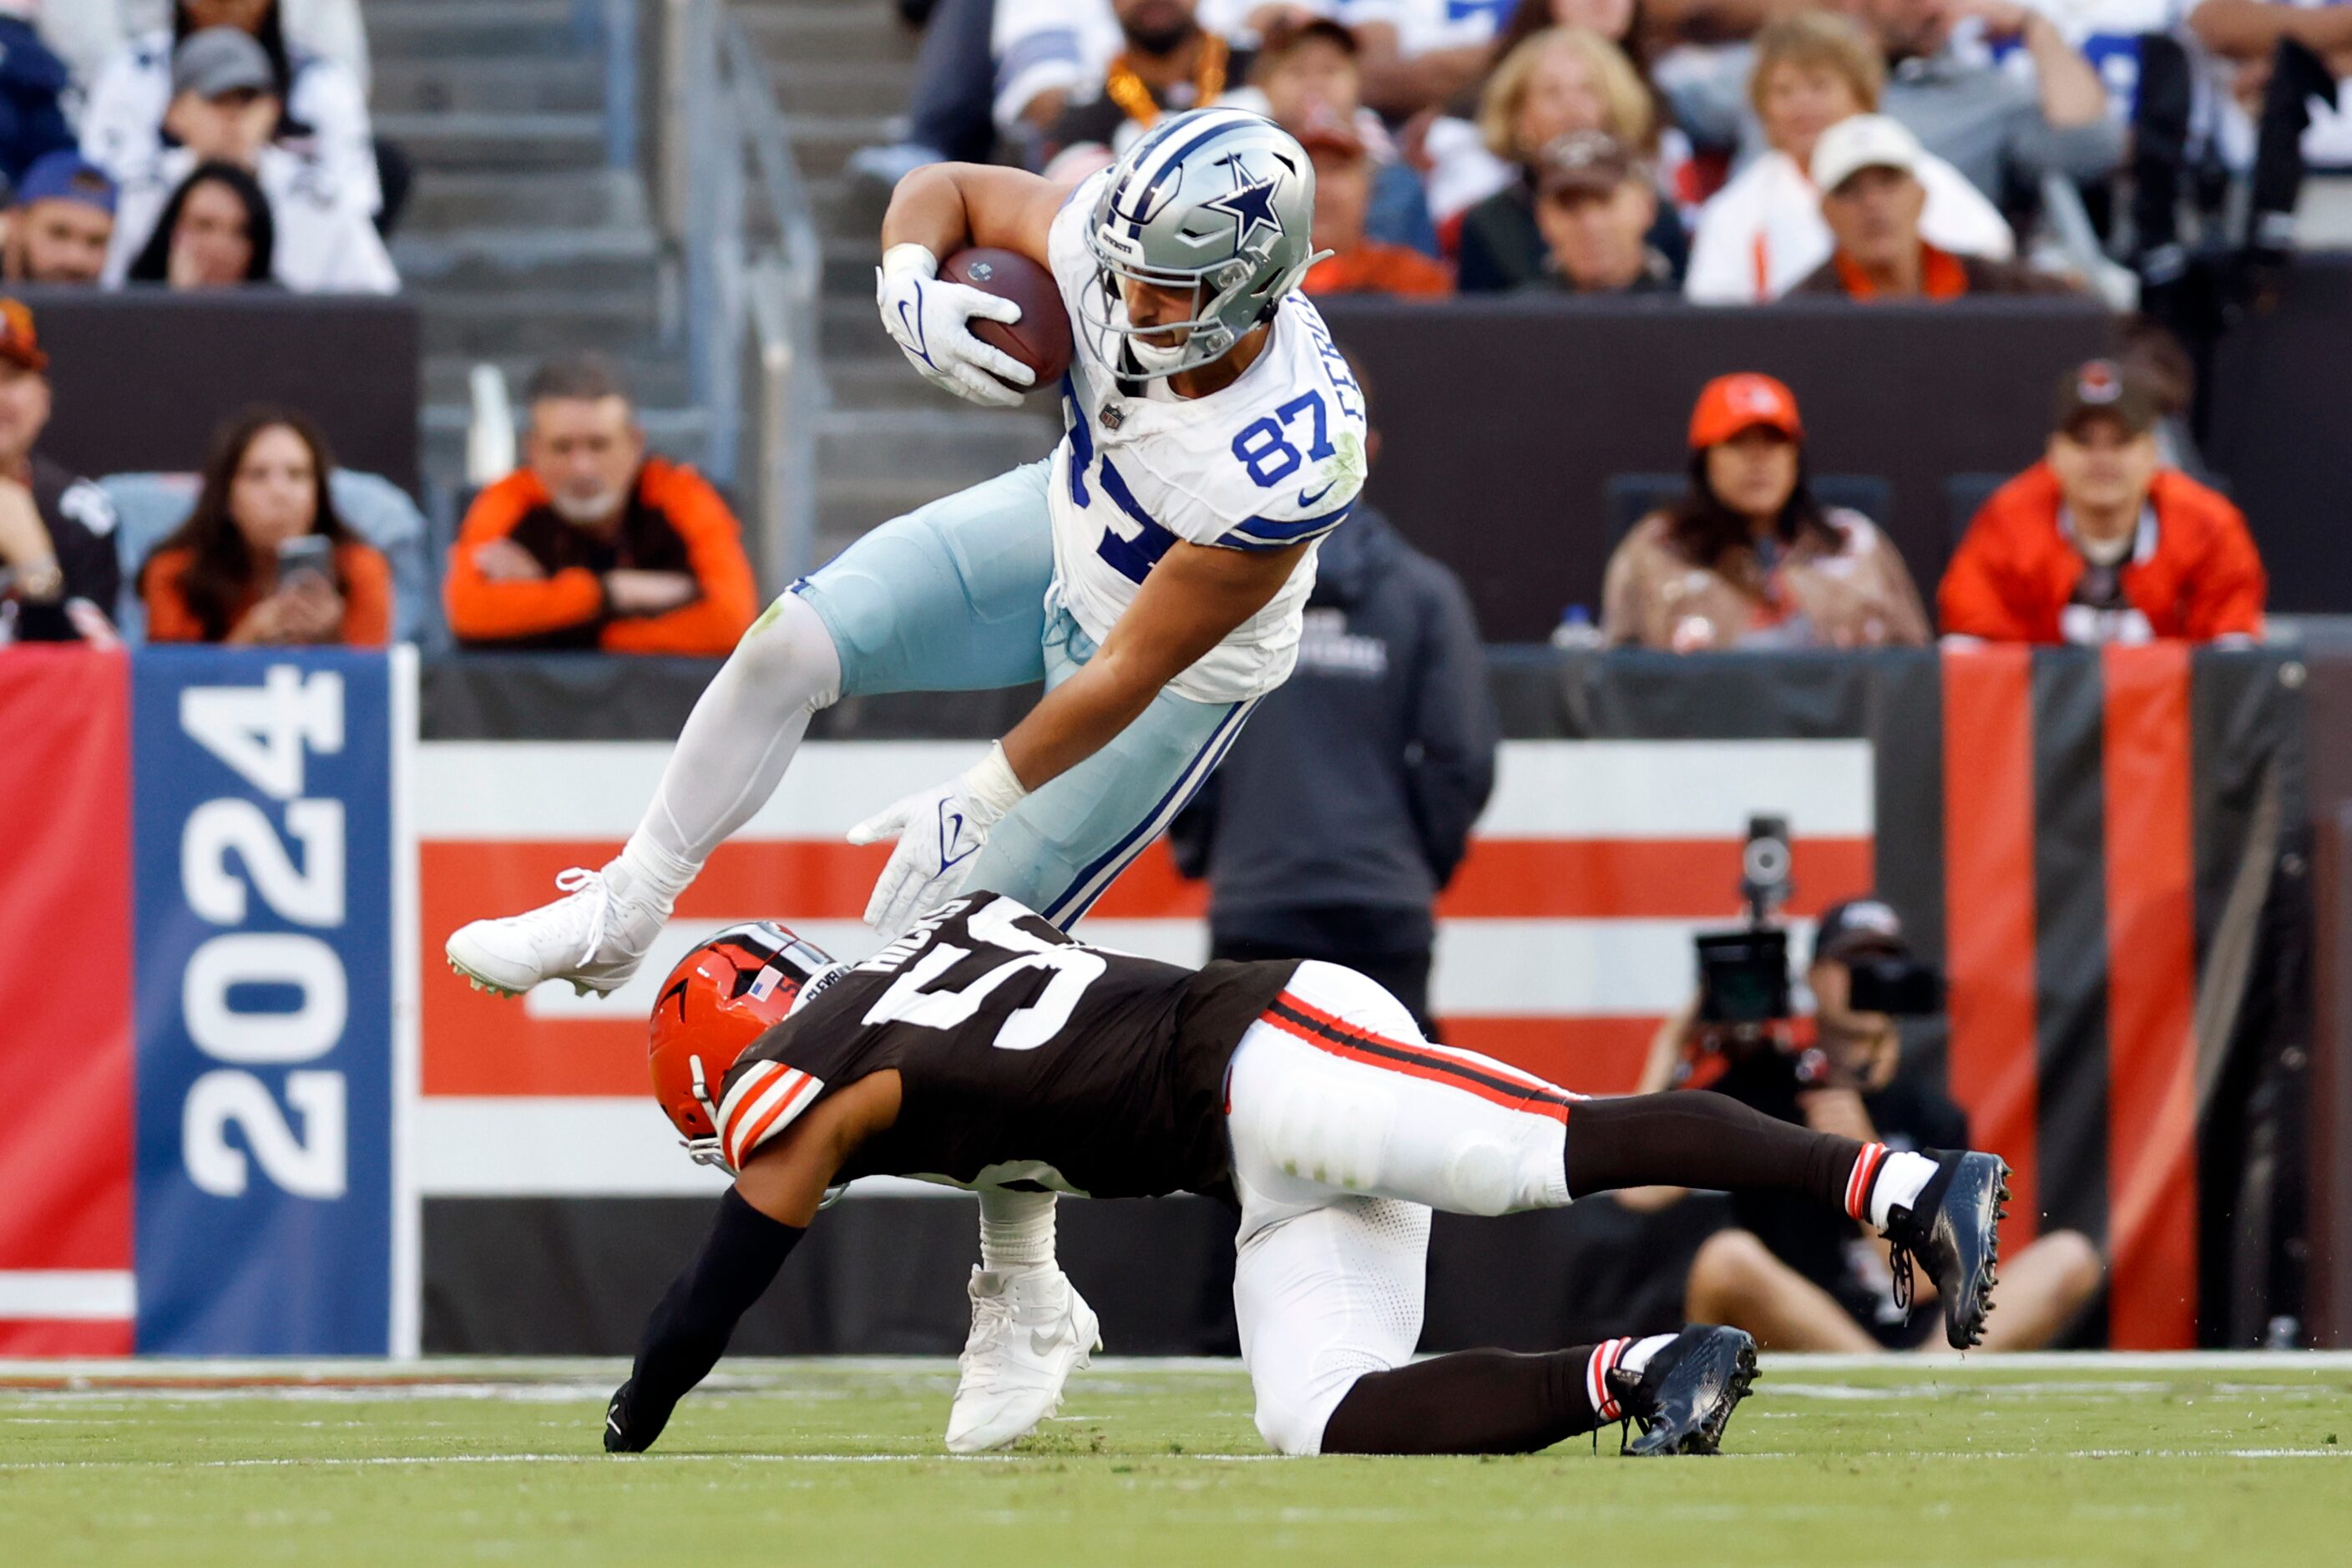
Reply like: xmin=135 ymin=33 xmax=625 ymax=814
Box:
xmin=683 ymin=1054 xmax=732 ymax=1171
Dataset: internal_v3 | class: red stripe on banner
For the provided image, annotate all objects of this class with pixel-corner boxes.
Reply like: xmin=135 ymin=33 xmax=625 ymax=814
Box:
xmin=1941 ymin=647 xmax=2041 ymax=1246
xmin=419 ymin=829 xmax=1858 ymax=1096
xmin=1439 ymin=837 xmax=1874 ymax=919
xmin=2100 ymin=644 xmax=2199 ymax=1348
xmin=0 ymin=650 xmax=135 ymax=1320
xmin=0 ymin=1321 xmax=136 ymax=1357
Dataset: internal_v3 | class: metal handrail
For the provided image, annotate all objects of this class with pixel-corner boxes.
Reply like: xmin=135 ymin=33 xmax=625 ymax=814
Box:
xmin=662 ymin=0 xmax=829 ymax=589
xmin=724 ymin=14 xmax=827 ymax=588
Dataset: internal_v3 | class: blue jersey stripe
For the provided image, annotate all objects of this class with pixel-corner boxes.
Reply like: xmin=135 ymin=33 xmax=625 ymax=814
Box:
xmin=1215 ymin=497 xmax=1356 ymax=551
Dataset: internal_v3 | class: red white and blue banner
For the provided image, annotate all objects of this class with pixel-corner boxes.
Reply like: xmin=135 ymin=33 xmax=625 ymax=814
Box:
xmin=0 ymin=646 xmax=2310 ymax=1353
xmin=0 ymin=646 xmax=415 ymax=1358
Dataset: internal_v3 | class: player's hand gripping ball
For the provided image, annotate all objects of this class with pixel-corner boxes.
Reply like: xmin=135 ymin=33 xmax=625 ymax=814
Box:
xmin=875 ymin=244 xmax=1068 ymax=408
xmin=941 ymin=247 xmax=1073 ymax=387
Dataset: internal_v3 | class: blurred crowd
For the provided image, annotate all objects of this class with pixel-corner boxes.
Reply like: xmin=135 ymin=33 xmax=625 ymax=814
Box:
xmin=0 ymin=0 xmax=395 ymax=296
xmin=857 ymin=0 xmax=2342 ymax=309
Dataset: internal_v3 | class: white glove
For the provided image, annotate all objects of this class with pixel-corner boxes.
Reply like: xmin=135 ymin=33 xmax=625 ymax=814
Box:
xmin=875 ymin=242 xmax=1035 ymax=409
xmin=847 ymin=742 xmax=1030 ymax=938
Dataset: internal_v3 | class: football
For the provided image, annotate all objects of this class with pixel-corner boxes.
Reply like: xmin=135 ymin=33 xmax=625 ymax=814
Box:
xmin=942 ymin=246 xmax=1073 ymax=390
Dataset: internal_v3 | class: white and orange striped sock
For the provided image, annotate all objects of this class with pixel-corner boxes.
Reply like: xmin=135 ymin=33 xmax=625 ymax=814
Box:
xmin=1584 ymin=1334 xmax=1677 ymax=1421
xmin=1847 ymin=1143 xmax=1938 ymax=1232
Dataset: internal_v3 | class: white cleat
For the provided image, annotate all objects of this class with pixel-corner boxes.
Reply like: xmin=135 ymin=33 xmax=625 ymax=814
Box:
xmin=444 ymin=864 xmax=670 ymax=999
xmin=943 ymin=1265 xmax=1101 ymax=1454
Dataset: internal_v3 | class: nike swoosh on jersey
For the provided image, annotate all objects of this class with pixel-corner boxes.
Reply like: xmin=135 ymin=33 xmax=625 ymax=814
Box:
xmin=1298 ymin=482 xmax=1336 ymax=507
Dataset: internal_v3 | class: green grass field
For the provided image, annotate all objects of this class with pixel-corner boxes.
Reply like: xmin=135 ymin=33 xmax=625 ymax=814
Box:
xmin=3 ymin=1356 xmax=2348 ymax=1565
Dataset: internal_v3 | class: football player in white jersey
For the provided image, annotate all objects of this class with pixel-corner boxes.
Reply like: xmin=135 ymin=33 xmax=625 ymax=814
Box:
xmin=446 ymin=108 xmax=1366 ymax=1454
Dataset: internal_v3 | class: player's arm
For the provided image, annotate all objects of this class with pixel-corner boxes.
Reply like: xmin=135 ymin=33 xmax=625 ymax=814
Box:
xmin=603 ymin=1074 xmax=902 ymax=1453
xmin=850 ymin=541 xmax=1308 ymax=936
xmin=880 ymin=163 xmax=1069 ymax=271
xmin=874 ymin=164 xmax=1073 ymax=409
xmin=999 ymin=540 xmax=1306 ymax=787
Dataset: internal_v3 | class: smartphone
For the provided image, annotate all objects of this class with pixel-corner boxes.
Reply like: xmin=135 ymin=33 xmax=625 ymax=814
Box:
xmin=276 ymin=534 xmax=335 ymax=586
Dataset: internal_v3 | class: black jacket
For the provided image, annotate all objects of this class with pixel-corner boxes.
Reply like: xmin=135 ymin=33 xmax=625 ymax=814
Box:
xmin=8 ymin=455 xmax=120 ymax=642
xmin=1170 ymin=509 xmax=1499 ymax=953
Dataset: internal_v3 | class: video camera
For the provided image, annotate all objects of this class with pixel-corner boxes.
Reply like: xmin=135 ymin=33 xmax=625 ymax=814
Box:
xmin=1695 ymin=817 xmax=1944 ymax=1030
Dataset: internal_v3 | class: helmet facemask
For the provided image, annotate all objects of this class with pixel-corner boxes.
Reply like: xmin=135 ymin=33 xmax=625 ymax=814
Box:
xmin=1078 ymin=114 xmax=1326 ymax=384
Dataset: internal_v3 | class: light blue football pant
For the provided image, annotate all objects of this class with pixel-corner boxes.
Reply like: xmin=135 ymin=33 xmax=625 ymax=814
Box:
xmin=793 ymin=459 xmax=1254 ymax=929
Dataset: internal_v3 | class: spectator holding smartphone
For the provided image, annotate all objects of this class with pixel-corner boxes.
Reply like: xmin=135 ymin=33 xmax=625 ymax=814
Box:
xmin=1602 ymin=373 xmax=1929 ymax=650
xmin=139 ymin=405 xmax=392 ymax=645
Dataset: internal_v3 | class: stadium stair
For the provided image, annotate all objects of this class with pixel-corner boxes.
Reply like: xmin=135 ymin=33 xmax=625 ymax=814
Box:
xmin=738 ymin=0 xmax=1062 ymax=563
xmin=368 ymin=0 xmax=704 ymax=493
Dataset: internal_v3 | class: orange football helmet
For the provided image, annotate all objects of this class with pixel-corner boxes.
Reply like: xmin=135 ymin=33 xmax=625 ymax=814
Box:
xmin=648 ymin=921 xmax=836 ymax=1163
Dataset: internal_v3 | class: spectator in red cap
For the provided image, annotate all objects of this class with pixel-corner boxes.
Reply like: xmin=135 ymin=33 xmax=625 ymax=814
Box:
xmin=0 ymin=298 xmax=121 ymax=645
xmin=1523 ymin=130 xmax=1677 ymax=295
xmin=1940 ymin=361 xmax=2266 ymax=645
xmin=1296 ymin=109 xmax=1452 ymax=299
xmin=1602 ymin=373 xmax=1929 ymax=651
xmin=1793 ymin=116 xmax=2070 ymax=301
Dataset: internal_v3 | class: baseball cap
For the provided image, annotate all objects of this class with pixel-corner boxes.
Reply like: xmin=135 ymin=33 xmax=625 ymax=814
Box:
xmin=2051 ymin=358 xmax=2157 ymax=439
xmin=12 ymin=151 xmax=119 ymax=216
xmin=1810 ymin=114 xmax=1923 ymax=196
xmin=0 ymin=299 xmax=49 ymax=373
xmin=173 ymin=27 xmax=276 ymax=100
xmin=1292 ymin=105 xmax=1366 ymax=160
xmin=1535 ymin=130 xmax=1642 ymax=201
xmin=1257 ymin=15 xmax=1358 ymax=61
xmin=1811 ymin=898 xmax=1910 ymax=966
xmin=1687 ymin=372 xmax=1803 ymax=449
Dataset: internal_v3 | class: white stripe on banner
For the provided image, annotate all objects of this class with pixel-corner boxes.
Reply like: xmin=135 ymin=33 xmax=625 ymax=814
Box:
xmin=417 ymin=741 xmax=1872 ymax=842
xmin=0 ymin=1271 xmax=136 ymax=1320
xmin=514 ymin=915 xmax=1804 ymax=1022
xmin=1474 ymin=741 xmax=1873 ymax=838
xmin=414 ymin=1100 xmax=967 ymax=1198
xmin=414 ymin=742 xmax=979 ymax=840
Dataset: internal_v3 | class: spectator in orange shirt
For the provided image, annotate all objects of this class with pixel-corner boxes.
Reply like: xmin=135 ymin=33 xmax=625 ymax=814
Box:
xmin=444 ymin=354 xmax=758 ymax=655
xmin=140 ymin=406 xmax=391 ymax=645
xmin=1791 ymin=116 xmax=2071 ymax=302
xmin=1296 ymin=109 xmax=1451 ymax=299
xmin=1940 ymin=361 xmax=2266 ymax=645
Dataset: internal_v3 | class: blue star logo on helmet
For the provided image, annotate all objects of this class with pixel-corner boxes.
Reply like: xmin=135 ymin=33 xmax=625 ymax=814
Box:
xmin=1201 ymin=156 xmax=1287 ymax=252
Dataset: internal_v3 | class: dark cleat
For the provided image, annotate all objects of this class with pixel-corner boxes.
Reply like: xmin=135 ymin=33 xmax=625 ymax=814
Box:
xmin=1885 ymin=1151 xmax=2008 ymax=1349
xmin=1610 ymin=1325 xmax=1758 ymax=1457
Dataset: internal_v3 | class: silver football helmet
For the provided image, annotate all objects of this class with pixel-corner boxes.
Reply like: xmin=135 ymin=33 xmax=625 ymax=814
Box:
xmin=1080 ymin=108 xmax=1326 ymax=382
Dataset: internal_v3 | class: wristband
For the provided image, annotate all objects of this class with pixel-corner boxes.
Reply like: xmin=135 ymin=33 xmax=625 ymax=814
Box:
xmin=963 ymin=741 xmax=1030 ymax=826
xmin=881 ymin=242 xmax=940 ymax=283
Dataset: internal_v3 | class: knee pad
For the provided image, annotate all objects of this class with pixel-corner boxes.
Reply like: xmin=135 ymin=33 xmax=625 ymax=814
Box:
xmin=733 ymin=591 xmax=842 ymax=711
xmin=1249 ymin=1053 xmax=1394 ymax=1194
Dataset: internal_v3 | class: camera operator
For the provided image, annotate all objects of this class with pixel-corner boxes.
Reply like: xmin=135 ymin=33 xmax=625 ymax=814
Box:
xmin=1629 ymin=897 xmax=2103 ymax=1351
